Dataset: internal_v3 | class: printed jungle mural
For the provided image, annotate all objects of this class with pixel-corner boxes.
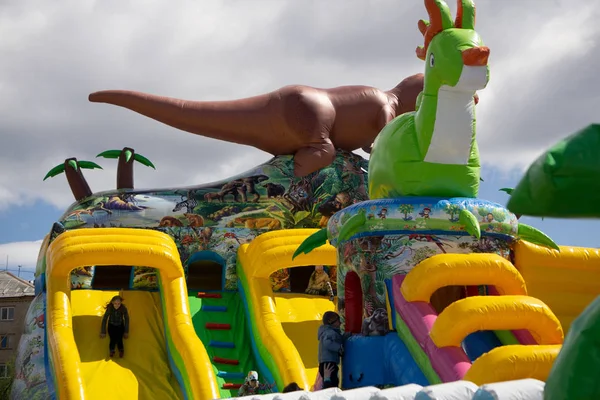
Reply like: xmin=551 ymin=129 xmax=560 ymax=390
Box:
xmin=52 ymin=150 xmax=368 ymax=291
xmin=335 ymin=234 xmax=511 ymax=335
xmin=11 ymin=293 xmax=48 ymax=400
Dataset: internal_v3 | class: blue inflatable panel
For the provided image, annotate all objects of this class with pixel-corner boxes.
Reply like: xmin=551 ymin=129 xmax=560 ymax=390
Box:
xmin=462 ymin=331 xmax=502 ymax=361
xmin=209 ymin=340 xmax=235 ymax=349
xmin=342 ymin=333 xmax=429 ymax=389
xmin=217 ymin=371 xmax=246 ymax=379
xmin=34 ymin=274 xmax=45 ymax=294
xmin=385 ymin=333 xmax=429 ymax=387
xmin=201 ymin=305 xmax=227 ymax=312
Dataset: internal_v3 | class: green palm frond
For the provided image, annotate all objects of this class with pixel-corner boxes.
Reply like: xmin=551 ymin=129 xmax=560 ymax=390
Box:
xmin=133 ymin=153 xmax=156 ymax=169
xmin=499 ymin=187 xmax=514 ymax=195
xmin=292 ymin=229 xmax=328 ymax=259
xmin=338 ymin=209 xmax=367 ymax=243
xmin=124 ymin=149 xmax=133 ymax=162
xmin=518 ymin=223 xmax=559 ymax=251
xmin=77 ymin=161 xmax=103 ymax=170
xmin=96 ymin=150 xmax=122 ymax=159
xmin=459 ymin=209 xmax=481 ymax=239
xmin=43 ymin=163 xmax=66 ymax=180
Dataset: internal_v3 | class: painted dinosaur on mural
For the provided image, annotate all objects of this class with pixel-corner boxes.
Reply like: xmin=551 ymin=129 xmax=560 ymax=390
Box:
xmin=368 ymin=0 xmax=489 ymax=199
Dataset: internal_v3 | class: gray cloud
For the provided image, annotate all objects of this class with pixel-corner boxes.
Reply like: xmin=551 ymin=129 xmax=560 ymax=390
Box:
xmin=1 ymin=0 xmax=599 ymax=210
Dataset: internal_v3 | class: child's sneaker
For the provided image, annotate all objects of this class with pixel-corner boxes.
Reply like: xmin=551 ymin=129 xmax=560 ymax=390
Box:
xmin=109 ymin=351 xmax=115 ymax=358
xmin=119 ymin=350 xmax=124 ymax=358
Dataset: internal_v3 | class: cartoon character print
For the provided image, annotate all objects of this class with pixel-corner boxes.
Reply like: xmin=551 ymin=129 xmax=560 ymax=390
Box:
xmin=377 ymin=208 xmax=388 ymax=219
xmin=483 ymin=212 xmax=494 ymax=223
xmin=419 ymin=207 xmax=431 ymax=219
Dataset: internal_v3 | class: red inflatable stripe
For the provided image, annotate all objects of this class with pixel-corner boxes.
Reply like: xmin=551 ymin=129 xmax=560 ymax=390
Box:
xmin=213 ymin=357 xmax=239 ymax=365
xmin=222 ymin=383 xmax=242 ymax=389
xmin=197 ymin=292 xmax=222 ymax=298
xmin=206 ymin=323 xmax=231 ymax=330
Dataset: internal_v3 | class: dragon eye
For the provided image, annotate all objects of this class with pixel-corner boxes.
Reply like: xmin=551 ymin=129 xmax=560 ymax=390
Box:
xmin=429 ymin=53 xmax=435 ymax=67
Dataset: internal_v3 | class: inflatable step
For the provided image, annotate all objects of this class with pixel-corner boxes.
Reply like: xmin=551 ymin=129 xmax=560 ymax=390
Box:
xmin=197 ymin=292 xmax=222 ymax=299
xmin=223 ymin=383 xmax=242 ymax=390
xmin=213 ymin=356 xmax=239 ymax=365
xmin=217 ymin=371 xmax=246 ymax=380
xmin=201 ymin=305 xmax=227 ymax=312
xmin=206 ymin=323 xmax=231 ymax=330
xmin=210 ymin=340 xmax=235 ymax=349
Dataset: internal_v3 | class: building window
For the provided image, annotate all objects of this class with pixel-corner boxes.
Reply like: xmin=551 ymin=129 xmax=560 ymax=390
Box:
xmin=0 ymin=364 xmax=8 ymax=378
xmin=0 ymin=335 xmax=9 ymax=350
xmin=0 ymin=307 xmax=14 ymax=321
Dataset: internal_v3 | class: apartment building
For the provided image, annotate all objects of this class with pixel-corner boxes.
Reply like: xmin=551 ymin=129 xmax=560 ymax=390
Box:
xmin=0 ymin=271 xmax=35 ymax=380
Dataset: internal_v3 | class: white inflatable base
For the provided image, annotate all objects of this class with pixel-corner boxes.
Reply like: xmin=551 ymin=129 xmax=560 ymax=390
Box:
xmin=226 ymin=378 xmax=546 ymax=400
xmin=376 ymin=384 xmax=424 ymax=400
xmin=472 ymin=379 xmax=545 ymax=400
xmin=415 ymin=381 xmax=479 ymax=400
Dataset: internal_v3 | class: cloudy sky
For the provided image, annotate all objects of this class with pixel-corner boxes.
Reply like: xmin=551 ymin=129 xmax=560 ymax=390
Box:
xmin=1 ymin=0 xmax=599 ymax=280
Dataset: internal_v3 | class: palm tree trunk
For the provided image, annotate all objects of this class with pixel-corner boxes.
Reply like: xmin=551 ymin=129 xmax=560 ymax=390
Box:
xmin=64 ymin=158 xmax=92 ymax=201
xmin=117 ymin=147 xmax=135 ymax=189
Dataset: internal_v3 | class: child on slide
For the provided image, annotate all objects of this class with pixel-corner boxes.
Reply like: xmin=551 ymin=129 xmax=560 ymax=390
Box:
xmin=237 ymin=371 xmax=274 ymax=396
xmin=99 ymin=295 xmax=129 ymax=358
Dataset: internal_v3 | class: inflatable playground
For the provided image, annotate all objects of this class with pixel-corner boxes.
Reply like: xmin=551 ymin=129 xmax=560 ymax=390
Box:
xmin=11 ymin=1 xmax=600 ymax=399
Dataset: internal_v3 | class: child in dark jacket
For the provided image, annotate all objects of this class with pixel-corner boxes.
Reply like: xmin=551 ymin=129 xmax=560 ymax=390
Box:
xmin=99 ymin=295 xmax=129 ymax=358
xmin=317 ymin=311 xmax=347 ymax=389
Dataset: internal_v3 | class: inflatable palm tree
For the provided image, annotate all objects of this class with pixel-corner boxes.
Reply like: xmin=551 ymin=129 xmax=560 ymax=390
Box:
xmin=43 ymin=158 xmax=103 ymax=201
xmin=96 ymin=147 xmax=155 ymax=189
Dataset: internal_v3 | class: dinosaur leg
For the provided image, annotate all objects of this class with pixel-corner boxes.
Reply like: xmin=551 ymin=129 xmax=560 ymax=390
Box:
xmin=293 ymin=138 xmax=336 ymax=177
xmin=281 ymin=89 xmax=337 ymax=176
xmin=361 ymin=106 xmax=394 ymax=155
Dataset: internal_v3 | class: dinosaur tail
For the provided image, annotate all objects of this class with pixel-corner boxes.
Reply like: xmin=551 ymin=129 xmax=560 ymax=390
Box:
xmin=88 ymin=90 xmax=289 ymax=154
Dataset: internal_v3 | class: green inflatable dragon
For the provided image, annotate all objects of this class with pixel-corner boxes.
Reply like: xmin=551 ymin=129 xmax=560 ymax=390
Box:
xmin=369 ymin=0 xmax=489 ymax=199
xmin=292 ymin=0 xmax=561 ymax=261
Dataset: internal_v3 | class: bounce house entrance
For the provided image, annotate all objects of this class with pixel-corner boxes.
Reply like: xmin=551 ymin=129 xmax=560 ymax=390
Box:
xmin=92 ymin=265 xmax=133 ymax=289
xmin=186 ymin=251 xmax=225 ymax=292
xmin=344 ymin=271 xmax=363 ymax=333
xmin=289 ymin=266 xmax=315 ymax=293
xmin=431 ymin=285 xmax=467 ymax=314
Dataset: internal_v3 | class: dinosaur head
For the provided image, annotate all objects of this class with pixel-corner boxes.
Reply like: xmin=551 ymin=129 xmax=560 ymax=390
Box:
xmin=416 ymin=0 xmax=489 ymax=94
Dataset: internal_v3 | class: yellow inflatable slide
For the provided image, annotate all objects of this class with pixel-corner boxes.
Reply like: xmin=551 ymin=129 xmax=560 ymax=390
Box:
xmin=237 ymin=229 xmax=337 ymax=390
xmin=45 ymin=228 xmax=219 ymax=400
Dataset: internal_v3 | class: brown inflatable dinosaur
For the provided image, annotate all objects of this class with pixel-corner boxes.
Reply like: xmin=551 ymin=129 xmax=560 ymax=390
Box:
xmin=88 ymin=73 xmax=424 ymax=176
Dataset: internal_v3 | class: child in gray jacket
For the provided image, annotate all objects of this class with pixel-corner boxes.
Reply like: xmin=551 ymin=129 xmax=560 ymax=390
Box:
xmin=317 ymin=311 xmax=346 ymax=388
